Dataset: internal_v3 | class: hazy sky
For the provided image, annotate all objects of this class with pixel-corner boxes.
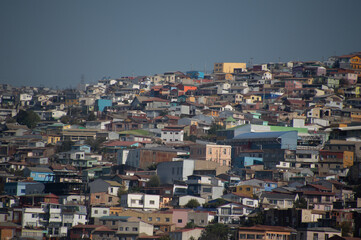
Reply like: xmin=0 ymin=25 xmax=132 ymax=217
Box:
xmin=1 ymin=0 xmax=360 ymax=88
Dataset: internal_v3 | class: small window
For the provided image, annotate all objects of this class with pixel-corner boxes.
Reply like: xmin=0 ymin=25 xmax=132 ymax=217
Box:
xmin=178 ymin=219 xmax=182 ymax=223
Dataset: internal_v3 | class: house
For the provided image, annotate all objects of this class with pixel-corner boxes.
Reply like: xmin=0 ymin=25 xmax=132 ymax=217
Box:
xmin=157 ymin=159 xmax=195 ymax=184
xmin=169 ymin=228 xmax=203 ymax=240
xmin=260 ymin=192 xmax=298 ymax=209
xmin=217 ymin=202 xmax=255 ymax=224
xmin=237 ymin=225 xmax=296 ymax=240
xmin=23 ymin=167 xmax=54 ymax=183
xmin=221 ymin=193 xmax=259 ymax=208
xmin=161 ymin=125 xmax=184 ymax=143
xmin=188 ymin=210 xmax=215 ymax=227
xmin=189 ymin=143 xmax=232 ymax=167
xmin=4 ymin=181 xmax=44 ymax=196
xmin=90 ymin=192 xmax=119 ymax=206
xmin=296 ymin=227 xmax=341 ymax=240
xmin=89 ymin=179 xmax=122 ymax=197
xmin=116 ymin=219 xmax=154 ymax=239
xmin=120 ymin=193 xmax=160 ymax=211
xmin=91 ymin=226 xmax=117 ymax=240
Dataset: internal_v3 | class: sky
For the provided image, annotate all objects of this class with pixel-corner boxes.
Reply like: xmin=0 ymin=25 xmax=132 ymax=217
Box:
xmin=0 ymin=0 xmax=361 ymax=88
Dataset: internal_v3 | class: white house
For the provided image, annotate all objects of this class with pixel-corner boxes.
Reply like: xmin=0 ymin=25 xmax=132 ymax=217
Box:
xmin=161 ymin=127 xmax=184 ymax=142
xmin=91 ymin=206 xmax=110 ymax=219
xmin=157 ymin=159 xmax=195 ymax=184
xmin=120 ymin=193 xmax=160 ymax=211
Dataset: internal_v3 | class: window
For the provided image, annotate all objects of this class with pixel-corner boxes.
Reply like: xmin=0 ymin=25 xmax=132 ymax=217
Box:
xmin=112 ymin=221 xmax=116 ymax=225
xmin=325 ymin=234 xmax=329 ymax=240
xmin=125 ymin=227 xmax=129 ymax=231
xmin=313 ymin=233 xmax=318 ymax=240
xmin=256 ymin=235 xmax=263 ymax=239
xmin=103 ymin=210 xmax=107 ymax=214
xmin=148 ymin=217 xmax=152 ymax=221
xmin=94 ymin=210 xmax=98 ymax=214
xmin=239 ymin=234 xmax=246 ymax=239
xmin=156 ymin=217 xmax=160 ymax=222
xmin=247 ymin=234 xmax=255 ymax=239
xmin=149 ymin=200 xmax=155 ymax=205
xmin=119 ymin=227 xmax=123 ymax=231
xmin=96 ymin=195 xmax=100 ymax=199
xmin=132 ymin=227 xmax=138 ymax=231
xmin=108 ymin=197 xmax=112 ymax=202
xmin=165 ymin=218 xmax=170 ymax=222
xmin=178 ymin=219 xmax=183 ymax=223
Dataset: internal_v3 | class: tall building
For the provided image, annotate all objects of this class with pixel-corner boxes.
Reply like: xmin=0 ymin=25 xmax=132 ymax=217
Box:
xmin=214 ymin=62 xmax=247 ymax=74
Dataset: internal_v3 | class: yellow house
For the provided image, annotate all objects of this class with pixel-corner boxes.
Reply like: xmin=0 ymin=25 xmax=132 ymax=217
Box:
xmin=65 ymin=99 xmax=79 ymax=106
xmin=214 ymin=62 xmax=247 ymax=74
xmin=343 ymin=151 xmax=354 ymax=168
xmin=47 ymin=135 xmax=61 ymax=145
xmin=244 ymin=95 xmax=262 ymax=104
xmin=350 ymin=55 xmax=361 ymax=70
xmin=187 ymin=96 xmax=196 ymax=103
xmin=114 ymin=209 xmax=175 ymax=233
xmin=233 ymin=185 xmax=258 ymax=198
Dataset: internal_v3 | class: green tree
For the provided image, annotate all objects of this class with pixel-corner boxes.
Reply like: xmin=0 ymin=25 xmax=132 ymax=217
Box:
xmin=147 ymin=163 xmax=158 ymax=171
xmin=203 ymin=198 xmax=227 ymax=208
xmin=87 ymin=112 xmax=97 ymax=121
xmin=185 ymin=199 xmax=200 ymax=209
xmin=199 ymin=223 xmax=230 ymax=240
xmin=185 ymin=222 xmax=196 ymax=229
xmin=85 ymin=137 xmax=106 ymax=153
xmin=208 ymin=123 xmax=224 ymax=135
xmin=16 ymin=110 xmax=41 ymax=129
xmin=340 ymin=221 xmax=352 ymax=237
xmin=60 ymin=115 xmax=71 ymax=124
xmin=117 ymin=184 xmax=127 ymax=203
xmin=159 ymin=235 xmax=171 ymax=240
xmin=146 ymin=175 xmax=160 ymax=187
xmin=57 ymin=140 xmax=75 ymax=152
xmin=294 ymin=197 xmax=308 ymax=209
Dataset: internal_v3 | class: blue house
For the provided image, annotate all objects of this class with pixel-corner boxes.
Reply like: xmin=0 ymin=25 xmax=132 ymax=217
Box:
xmin=4 ymin=181 xmax=44 ymax=196
xmin=233 ymin=156 xmax=263 ymax=169
xmin=95 ymin=99 xmax=112 ymax=112
xmin=23 ymin=167 xmax=54 ymax=183
xmin=186 ymin=71 xmax=204 ymax=79
xmin=71 ymin=144 xmax=91 ymax=153
xmin=264 ymin=181 xmax=278 ymax=192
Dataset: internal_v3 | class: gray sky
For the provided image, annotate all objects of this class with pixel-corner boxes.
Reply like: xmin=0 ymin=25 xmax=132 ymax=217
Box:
xmin=1 ymin=0 xmax=360 ymax=88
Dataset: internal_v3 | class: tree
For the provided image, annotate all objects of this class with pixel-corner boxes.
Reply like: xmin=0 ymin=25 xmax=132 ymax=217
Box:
xmin=85 ymin=137 xmax=106 ymax=153
xmin=203 ymin=198 xmax=227 ymax=208
xmin=185 ymin=199 xmax=200 ymax=209
xmin=147 ymin=163 xmax=157 ymax=171
xmin=294 ymin=197 xmax=308 ymax=209
xmin=16 ymin=110 xmax=40 ymax=129
xmin=117 ymin=184 xmax=127 ymax=203
xmin=159 ymin=235 xmax=171 ymax=240
xmin=208 ymin=123 xmax=224 ymax=135
xmin=199 ymin=223 xmax=230 ymax=240
xmin=57 ymin=140 xmax=75 ymax=152
xmin=185 ymin=222 xmax=196 ymax=229
xmin=340 ymin=221 xmax=352 ymax=237
xmin=87 ymin=112 xmax=97 ymax=121
xmin=146 ymin=175 xmax=160 ymax=188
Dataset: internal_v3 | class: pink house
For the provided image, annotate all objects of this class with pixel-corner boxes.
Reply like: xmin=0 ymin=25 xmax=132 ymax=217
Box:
xmin=167 ymin=209 xmax=192 ymax=228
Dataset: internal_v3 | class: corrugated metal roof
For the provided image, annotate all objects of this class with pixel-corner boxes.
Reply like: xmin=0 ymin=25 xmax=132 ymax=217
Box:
xmin=234 ymin=131 xmax=297 ymax=140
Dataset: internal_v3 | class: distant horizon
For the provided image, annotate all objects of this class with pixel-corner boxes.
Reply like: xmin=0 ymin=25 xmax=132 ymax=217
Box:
xmin=1 ymin=0 xmax=360 ymax=88
xmin=0 ymin=51 xmax=357 ymax=90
